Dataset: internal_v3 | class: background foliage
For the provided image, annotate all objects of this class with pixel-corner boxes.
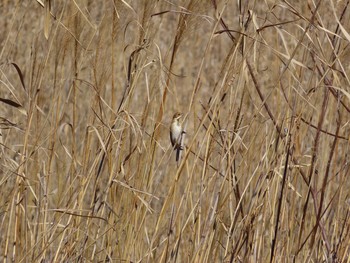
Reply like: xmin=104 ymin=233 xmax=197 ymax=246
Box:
xmin=0 ymin=0 xmax=350 ymax=262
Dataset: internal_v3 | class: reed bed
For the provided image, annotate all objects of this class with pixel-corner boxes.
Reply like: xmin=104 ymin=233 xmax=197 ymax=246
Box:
xmin=0 ymin=0 xmax=350 ymax=262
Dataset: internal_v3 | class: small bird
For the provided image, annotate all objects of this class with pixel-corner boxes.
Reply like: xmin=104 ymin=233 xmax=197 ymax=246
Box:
xmin=170 ymin=112 xmax=184 ymax=162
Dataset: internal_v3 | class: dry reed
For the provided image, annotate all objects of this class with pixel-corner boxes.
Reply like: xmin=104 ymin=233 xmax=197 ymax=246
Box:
xmin=0 ymin=0 xmax=350 ymax=262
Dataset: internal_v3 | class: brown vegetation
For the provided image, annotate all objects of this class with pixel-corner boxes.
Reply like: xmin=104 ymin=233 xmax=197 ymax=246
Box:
xmin=0 ymin=0 xmax=350 ymax=262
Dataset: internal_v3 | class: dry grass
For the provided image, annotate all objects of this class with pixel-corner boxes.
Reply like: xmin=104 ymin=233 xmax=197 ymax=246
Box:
xmin=1 ymin=0 xmax=350 ymax=262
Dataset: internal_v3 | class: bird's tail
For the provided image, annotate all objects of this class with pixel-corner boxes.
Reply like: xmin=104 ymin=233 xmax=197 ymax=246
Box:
xmin=176 ymin=148 xmax=180 ymax=162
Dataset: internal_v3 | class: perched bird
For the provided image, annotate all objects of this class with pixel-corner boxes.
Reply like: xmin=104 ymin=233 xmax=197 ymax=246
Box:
xmin=170 ymin=112 xmax=184 ymax=162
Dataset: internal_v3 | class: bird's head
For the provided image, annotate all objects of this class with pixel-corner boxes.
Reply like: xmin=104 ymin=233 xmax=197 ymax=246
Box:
xmin=172 ymin=112 xmax=182 ymax=121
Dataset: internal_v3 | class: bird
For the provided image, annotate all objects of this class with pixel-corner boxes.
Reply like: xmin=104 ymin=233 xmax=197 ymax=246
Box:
xmin=170 ymin=112 xmax=184 ymax=162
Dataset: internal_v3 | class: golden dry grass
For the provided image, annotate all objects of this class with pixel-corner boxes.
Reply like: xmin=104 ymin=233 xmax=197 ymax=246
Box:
xmin=1 ymin=0 xmax=350 ymax=262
